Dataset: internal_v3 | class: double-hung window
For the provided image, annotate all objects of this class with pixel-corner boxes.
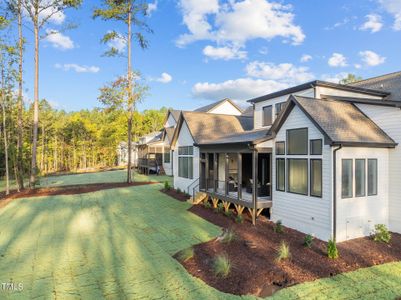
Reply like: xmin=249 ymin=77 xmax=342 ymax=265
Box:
xmin=275 ymin=102 xmax=286 ymax=118
xmin=164 ymin=147 xmax=171 ymax=163
xmin=263 ymin=105 xmax=273 ymax=127
xmin=310 ymin=159 xmax=322 ymax=197
xmin=178 ymin=146 xmax=193 ymax=179
xmin=342 ymin=159 xmax=353 ymax=198
xmin=355 ymin=159 xmax=366 ymax=197
xmin=287 ymin=159 xmax=308 ymax=195
xmin=276 ymin=158 xmax=285 ymax=192
xmin=368 ymin=159 xmax=378 ymax=196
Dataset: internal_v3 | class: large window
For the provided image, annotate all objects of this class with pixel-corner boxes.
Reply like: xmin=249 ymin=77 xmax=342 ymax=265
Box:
xmin=310 ymin=139 xmax=322 ymax=155
xmin=275 ymin=102 xmax=286 ymax=118
xmin=310 ymin=159 xmax=322 ymax=197
xmin=368 ymin=159 xmax=378 ymax=196
xmin=178 ymin=146 xmax=193 ymax=179
xmin=276 ymin=142 xmax=285 ymax=155
xmin=287 ymin=159 xmax=308 ymax=195
xmin=164 ymin=147 xmax=171 ymax=163
xmin=263 ymin=105 xmax=273 ymax=126
xmin=342 ymin=159 xmax=353 ymax=198
xmin=355 ymin=159 xmax=366 ymax=197
xmin=276 ymin=159 xmax=285 ymax=191
xmin=287 ymin=128 xmax=308 ymax=155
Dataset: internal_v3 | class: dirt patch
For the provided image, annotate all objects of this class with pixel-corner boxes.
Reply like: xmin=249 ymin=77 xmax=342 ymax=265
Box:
xmin=1 ymin=182 xmax=156 ymax=203
xmin=181 ymin=204 xmax=401 ymax=297
xmin=160 ymin=189 xmax=191 ymax=202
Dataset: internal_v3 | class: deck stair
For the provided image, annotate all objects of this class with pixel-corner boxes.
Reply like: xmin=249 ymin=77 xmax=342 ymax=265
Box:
xmin=191 ymin=192 xmax=208 ymax=205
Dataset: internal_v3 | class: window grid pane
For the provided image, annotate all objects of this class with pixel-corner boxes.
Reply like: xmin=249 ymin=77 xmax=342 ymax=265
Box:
xmin=355 ymin=159 xmax=366 ymax=197
xmin=287 ymin=159 xmax=308 ymax=195
xmin=311 ymin=159 xmax=322 ymax=197
xmin=276 ymin=159 xmax=285 ymax=191
xmin=368 ymin=159 xmax=378 ymax=196
xmin=310 ymin=139 xmax=322 ymax=155
xmin=287 ymin=128 xmax=308 ymax=155
xmin=276 ymin=142 xmax=285 ymax=155
xmin=263 ymin=106 xmax=273 ymax=126
xmin=342 ymin=159 xmax=353 ymax=198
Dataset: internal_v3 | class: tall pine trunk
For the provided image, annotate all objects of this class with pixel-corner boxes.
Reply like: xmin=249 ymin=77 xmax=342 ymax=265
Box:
xmin=30 ymin=13 xmax=39 ymax=188
xmin=126 ymin=6 xmax=133 ymax=183
xmin=1 ymin=67 xmax=9 ymax=195
xmin=17 ymin=0 xmax=24 ymax=190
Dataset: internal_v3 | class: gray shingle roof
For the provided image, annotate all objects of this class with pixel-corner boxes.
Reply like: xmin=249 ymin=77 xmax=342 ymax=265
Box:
xmin=164 ymin=126 xmax=175 ymax=143
xmin=181 ymin=111 xmax=253 ymax=144
xmin=194 ymin=98 xmax=243 ymax=113
xmin=170 ymin=110 xmax=181 ymax=121
xmin=199 ymin=128 xmax=271 ymax=145
xmin=287 ymin=96 xmax=397 ymax=147
xmin=350 ymin=71 xmax=401 ymax=101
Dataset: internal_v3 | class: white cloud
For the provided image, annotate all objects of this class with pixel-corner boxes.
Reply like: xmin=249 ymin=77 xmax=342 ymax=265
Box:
xmin=359 ymin=50 xmax=386 ymax=66
xmin=55 ymin=63 xmax=100 ymax=73
xmin=45 ymin=29 xmax=74 ymax=50
xmin=23 ymin=4 xmax=66 ymax=25
xmin=328 ymin=53 xmax=348 ymax=67
xmin=192 ymin=60 xmax=314 ymax=100
xmin=360 ymin=14 xmax=383 ymax=33
xmin=324 ymin=18 xmax=350 ymax=30
xmin=321 ymin=72 xmax=349 ymax=83
xmin=177 ymin=0 xmax=305 ymax=58
xmin=147 ymin=1 xmax=158 ymax=15
xmin=300 ymin=54 xmax=312 ymax=62
xmin=153 ymin=72 xmax=173 ymax=83
xmin=203 ymin=45 xmax=247 ymax=60
xmin=107 ymin=32 xmax=127 ymax=52
xmin=192 ymin=78 xmax=289 ymax=100
xmin=378 ymin=0 xmax=401 ymax=30
xmin=246 ymin=61 xmax=314 ymax=83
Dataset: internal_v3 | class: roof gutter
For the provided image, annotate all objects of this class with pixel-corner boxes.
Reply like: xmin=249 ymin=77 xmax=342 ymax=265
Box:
xmin=333 ymin=145 xmax=342 ymax=241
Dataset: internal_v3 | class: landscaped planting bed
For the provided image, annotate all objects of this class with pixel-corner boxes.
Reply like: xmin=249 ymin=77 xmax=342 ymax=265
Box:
xmin=180 ymin=204 xmax=401 ymax=297
xmin=160 ymin=188 xmax=191 ymax=202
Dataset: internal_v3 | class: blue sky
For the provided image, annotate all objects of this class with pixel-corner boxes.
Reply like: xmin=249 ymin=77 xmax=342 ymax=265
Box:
xmin=21 ymin=0 xmax=401 ymax=112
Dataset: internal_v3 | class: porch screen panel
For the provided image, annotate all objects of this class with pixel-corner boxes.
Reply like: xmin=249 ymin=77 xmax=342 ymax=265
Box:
xmin=368 ymin=159 xmax=378 ymax=196
xmin=342 ymin=159 xmax=353 ymax=198
xmin=287 ymin=128 xmax=308 ymax=155
xmin=276 ymin=158 xmax=285 ymax=191
xmin=310 ymin=159 xmax=322 ymax=197
xmin=287 ymin=159 xmax=308 ymax=195
xmin=355 ymin=159 xmax=366 ymax=197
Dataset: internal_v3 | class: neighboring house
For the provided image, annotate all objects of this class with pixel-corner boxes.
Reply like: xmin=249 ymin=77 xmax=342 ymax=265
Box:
xmin=137 ymin=131 xmax=164 ymax=174
xmin=194 ymin=98 xmax=243 ymax=115
xmin=117 ymin=142 xmax=138 ymax=167
xmin=179 ymin=71 xmax=401 ymax=243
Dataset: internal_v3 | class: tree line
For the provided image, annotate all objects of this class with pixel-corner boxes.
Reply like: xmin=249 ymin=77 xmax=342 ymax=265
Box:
xmin=0 ymin=0 xmax=155 ymax=194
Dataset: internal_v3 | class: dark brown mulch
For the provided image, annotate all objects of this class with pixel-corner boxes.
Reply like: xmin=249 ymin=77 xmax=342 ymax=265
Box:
xmin=181 ymin=204 xmax=401 ymax=297
xmin=0 ymin=182 xmax=156 ymax=203
xmin=160 ymin=189 xmax=190 ymax=202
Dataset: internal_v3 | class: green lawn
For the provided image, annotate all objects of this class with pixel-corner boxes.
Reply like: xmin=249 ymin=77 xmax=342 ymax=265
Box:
xmin=0 ymin=171 xmax=400 ymax=299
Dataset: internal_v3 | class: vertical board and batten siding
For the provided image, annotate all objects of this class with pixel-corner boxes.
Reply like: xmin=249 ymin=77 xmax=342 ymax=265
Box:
xmin=253 ymin=88 xmax=314 ymax=130
xmin=208 ymin=101 xmax=242 ymax=116
xmin=272 ymin=105 xmax=333 ymax=241
xmin=355 ymin=104 xmax=401 ymax=233
xmin=315 ymin=87 xmax=383 ymax=100
xmin=173 ymin=121 xmax=200 ymax=193
xmin=335 ymin=147 xmax=389 ymax=242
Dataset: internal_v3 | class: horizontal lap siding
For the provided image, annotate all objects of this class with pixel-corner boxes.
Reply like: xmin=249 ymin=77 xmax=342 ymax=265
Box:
xmin=356 ymin=104 xmax=401 ymax=233
xmin=272 ymin=105 xmax=333 ymax=241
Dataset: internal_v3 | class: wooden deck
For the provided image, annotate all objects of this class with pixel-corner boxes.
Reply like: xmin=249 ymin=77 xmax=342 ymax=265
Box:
xmin=202 ymin=188 xmax=272 ymax=209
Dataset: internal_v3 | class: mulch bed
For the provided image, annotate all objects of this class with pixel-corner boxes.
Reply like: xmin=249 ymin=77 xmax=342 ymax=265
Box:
xmin=0 ymin=182 xmax=156 ymax=203
xmin=179 ymin=204 xmax=401 ymax=297
xmin=160 ymin=189 xmax=191 ymax=202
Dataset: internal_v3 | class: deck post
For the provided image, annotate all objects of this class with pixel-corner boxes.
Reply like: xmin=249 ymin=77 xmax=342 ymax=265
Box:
xmin=225 ymin=153 xmax=229 ymax=196
xmin=205 ymin=152 xmax=209 ymax=191
xmin=213 ymin=153 xmax=218 ymax=193
xmin=252 ymin=149 xmax=258 ymax=225
xmin=237 ymin=153 xmax=242 ymax=201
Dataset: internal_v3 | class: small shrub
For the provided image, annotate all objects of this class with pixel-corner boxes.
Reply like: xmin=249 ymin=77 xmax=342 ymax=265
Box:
xmin=274 ymin=220 xmax=284 ymax=234
xmin=177 ymin=247 xmax=194 ymax=263
xmin=164 ymin=181 xmax=171 ymax=190
xmin=221 ymin=229 xmax=236 ymax=244
xmin=217 ymin=203 xmax=224 ymax=213
xmin=235 ymin=215 xmax=243 ymax=224
xmin=372 ymin=224 xmax=391 ymax=243
xmin=327 ymin=238 xmax=339 ymax=259
xmin=214 ymin=254 xmax=231 ymax=278
xmin=304 ymin=234 xmax=314 ymax=248
xmin=176 ymin=188 xmax=182 ymax=194
xmin=204 ymin=201 xmax=211 ymax=209
xmin=224 ymin=210 xmax=232 ymax=217
xmin=276 ymin=241 xmax=291 ymax=262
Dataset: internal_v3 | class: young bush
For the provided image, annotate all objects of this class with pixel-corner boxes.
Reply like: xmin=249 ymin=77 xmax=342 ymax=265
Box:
xmin=327 ymin=238 xmax=339 ymax=259
xmin=235 ymin=215 xmax=243 ymax=224
xmin=224 ymin=210 xmax=232 ymax=217
xmin=217 ymin=203 xmax=224 ymax=213
xmin=204 ymin=201 xmax=211 ymax=209
xmin=177 ymin=247 xmax=194 ymax=263
xmin=164 ymin=181 xmax=171 ymax=190
xmin=276 ymin=241 xmax=291 ymax=262
xmin=304 ymin=234 xmax=314 ymax=248
xmin=176 ymin=188 xmax=182 ymax=194
xmin=274 ymin=220 xmax=284 ymax=234
xmin=372 ymin=224 xmax=392 ymax=243
xmin=214 ymin=254 xmax=231 ymax=278
xmin=220 ymin=229 xmax=236 ymax=244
